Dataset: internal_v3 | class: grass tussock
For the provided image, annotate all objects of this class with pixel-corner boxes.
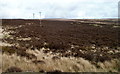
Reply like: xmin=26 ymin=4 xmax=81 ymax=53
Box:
xmin=2 ymin=48 xmax=120 ymax=72
xmin=2 ymin=53 xmax=38 ymax=72
xmin=2 ymin=46 xmax=37 ymax=59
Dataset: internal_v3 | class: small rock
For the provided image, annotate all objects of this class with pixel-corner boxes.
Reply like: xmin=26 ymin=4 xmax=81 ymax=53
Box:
xmin=39 ymin=70 xmax=45 ymax=73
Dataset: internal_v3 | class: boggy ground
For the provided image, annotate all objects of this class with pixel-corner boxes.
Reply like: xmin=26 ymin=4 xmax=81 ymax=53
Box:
xmin=1 ymin=19 xmax=120 ymax=72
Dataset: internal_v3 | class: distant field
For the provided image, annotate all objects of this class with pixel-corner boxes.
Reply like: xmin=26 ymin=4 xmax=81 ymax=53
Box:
xmin=1 ymin=19 xmax=120 ymax=72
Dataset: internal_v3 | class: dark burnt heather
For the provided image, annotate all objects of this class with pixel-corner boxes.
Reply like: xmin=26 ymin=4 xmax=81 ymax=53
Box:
xmin=2 ymin=19 xmax=120 ymax=62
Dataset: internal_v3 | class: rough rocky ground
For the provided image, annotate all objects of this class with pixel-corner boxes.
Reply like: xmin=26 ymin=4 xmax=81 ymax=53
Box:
xmin=1 ymin=19 xmax=120 ymax=72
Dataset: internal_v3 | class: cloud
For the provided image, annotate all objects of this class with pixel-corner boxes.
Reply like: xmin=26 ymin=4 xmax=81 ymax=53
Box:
xmin=0 ymin=0 xmax=119 ymax=19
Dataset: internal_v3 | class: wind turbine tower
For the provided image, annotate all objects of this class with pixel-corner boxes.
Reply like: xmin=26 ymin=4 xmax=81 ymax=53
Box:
xmin=39 ymin=12 xmax=41 ymax=24
xmin=33 ymin=13 xmax=35 ymax=19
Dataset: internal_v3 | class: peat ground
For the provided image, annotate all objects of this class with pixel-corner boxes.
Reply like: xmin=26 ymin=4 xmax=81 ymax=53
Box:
xmin=1 ymin=19 xmax=120 ymax=72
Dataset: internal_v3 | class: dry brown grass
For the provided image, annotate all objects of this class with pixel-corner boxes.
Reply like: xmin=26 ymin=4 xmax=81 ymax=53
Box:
xmin=2 ymin=53 xmax=38 ymax=72
xmin=2 ymin=48 xmax=119 ymax=72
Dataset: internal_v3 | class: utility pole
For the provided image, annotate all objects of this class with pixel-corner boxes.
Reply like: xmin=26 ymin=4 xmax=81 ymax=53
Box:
xmin=39 ymin=12 xmax=41 ymax=24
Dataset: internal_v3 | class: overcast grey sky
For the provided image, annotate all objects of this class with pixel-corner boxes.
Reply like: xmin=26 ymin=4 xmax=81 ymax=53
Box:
xmin=0 ymin=0 xmax=119 ymax=19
